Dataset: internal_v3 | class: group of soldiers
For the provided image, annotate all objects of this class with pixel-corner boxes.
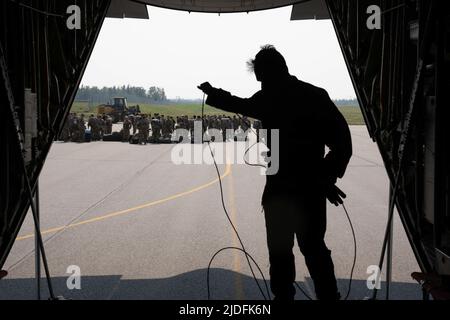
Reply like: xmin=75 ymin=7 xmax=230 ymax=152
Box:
xmin=59 ymin=112 xmax=262 ymax=144
xmin=59 ymin=113 xmax=114 ymax=142
xmin=125 ymin=113 xmax=262 ymax=144
xmin=123 ymin=114 xmax=177 ymax=144
xmin=201 ymin=114 xmax=262 ymax=141
xmin=87 ymin=114 xmax=113 ymax=140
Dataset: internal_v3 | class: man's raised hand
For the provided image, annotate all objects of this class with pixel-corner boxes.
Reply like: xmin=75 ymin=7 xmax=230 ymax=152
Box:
xmin=198 ymin=82 xmax=213 ymax=95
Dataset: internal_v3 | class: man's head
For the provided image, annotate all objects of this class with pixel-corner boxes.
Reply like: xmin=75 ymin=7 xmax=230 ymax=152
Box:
xmin=248 ymin=45 xmax=289 ymax=83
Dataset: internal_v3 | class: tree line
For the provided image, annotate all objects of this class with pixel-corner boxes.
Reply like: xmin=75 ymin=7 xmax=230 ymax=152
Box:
xmin=75 ymin=85 xmax=168 ymax=104
xmin=75 ymin=85 xmax=358 ymax=107
xmin=334 ymin=98 xmax=359 ymax=107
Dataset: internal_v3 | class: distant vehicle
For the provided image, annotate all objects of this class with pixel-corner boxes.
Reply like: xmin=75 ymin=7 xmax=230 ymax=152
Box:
xmin=96 ymin=97 xmax=140 ymax=123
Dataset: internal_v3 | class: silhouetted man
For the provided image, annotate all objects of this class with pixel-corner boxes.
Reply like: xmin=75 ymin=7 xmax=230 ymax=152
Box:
xmin=198 ymin=45 xmax=352 ymax=300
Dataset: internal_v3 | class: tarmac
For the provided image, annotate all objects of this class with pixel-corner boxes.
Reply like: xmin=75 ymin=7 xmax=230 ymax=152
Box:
xmin=0 ymin=126 xmax=422 ymax=300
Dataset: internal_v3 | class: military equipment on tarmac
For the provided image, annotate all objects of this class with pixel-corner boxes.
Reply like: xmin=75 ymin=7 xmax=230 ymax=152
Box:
xmin=97 ymin=97 xmax=141 ymax=123
xmin=129 ymin=134 xmax=140 ymax=145
xmin=84 ymin=129 xmax=92 ymax=142
xmin=102 ymin=132 xmax=123 ymax=142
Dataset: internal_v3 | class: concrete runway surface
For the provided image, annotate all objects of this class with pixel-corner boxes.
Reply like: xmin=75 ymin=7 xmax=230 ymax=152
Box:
xmin=0 ymin=126 xmax=422 ymax=300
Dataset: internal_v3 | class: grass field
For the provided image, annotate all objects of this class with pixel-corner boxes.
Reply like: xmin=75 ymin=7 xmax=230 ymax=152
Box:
xmin=337 ymin=106 xmax=365 ymax=125
xmin=71 ymin=102 xmax=365 ymax=125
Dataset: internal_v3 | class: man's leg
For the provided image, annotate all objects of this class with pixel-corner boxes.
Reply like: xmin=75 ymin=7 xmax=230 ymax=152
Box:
xmin=263 ymin=196 xmax=296 ymax=300
xmin=295 ymin=194 xmax=339 ymax=300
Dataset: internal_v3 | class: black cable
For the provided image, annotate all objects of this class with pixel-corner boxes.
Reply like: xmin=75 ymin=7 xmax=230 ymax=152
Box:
xmin=243 ymin=140 xmax=266 ymax=169
xmin=239 ymin=124 xmax=357 ymax=300
xmin=294 ymin=281 xmax=313 ymax=300
xmin=237 ymin=114 xmax=316 ymax=300
xmin=232 ymin=117 xmax=354 ymax=300
xmin=234 ymin=113 xmax=266 ymax=168
xmin=291 ymin=202 xmax=356 ymax=301
xmin=205 ymin=141 xmax=271 ymax=300
xmin=201 ymin=94 xmax=271 ymax=300
xmin=342 ymin=202 xmax=356 ymax=300
xmin=202 ymin=97 xmax=357 ymax=301
xmin=207 ymin=247 xmax=270 ymax=300
xmin=206 ymin=140 xmax=271 ymax=300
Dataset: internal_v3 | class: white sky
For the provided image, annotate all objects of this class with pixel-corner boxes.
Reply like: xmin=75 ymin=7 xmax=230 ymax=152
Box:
xmin=80 ymin=5 xmax=356 ymax=100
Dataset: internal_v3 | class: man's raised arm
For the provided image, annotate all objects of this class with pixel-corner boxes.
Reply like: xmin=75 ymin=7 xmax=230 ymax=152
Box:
xmin=198 ymin=82 xmax=260 ymax=119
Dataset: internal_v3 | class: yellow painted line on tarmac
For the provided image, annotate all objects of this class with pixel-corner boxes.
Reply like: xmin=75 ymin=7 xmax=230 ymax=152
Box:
xmin=227 ymin=168 xmax=245 ymax=299
xmin=16 ymin=163 xmax=232 ymax=241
